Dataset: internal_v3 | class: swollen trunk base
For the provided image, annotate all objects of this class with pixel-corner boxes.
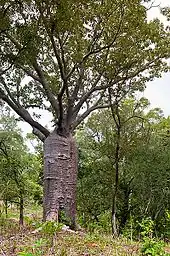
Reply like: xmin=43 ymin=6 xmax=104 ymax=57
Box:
xmin=43 ymin=131 xmax=77 ymax=229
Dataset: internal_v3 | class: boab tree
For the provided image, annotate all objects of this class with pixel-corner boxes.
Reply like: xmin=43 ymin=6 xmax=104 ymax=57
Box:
xmin=0 ymin=0 xmax=169 ymax=228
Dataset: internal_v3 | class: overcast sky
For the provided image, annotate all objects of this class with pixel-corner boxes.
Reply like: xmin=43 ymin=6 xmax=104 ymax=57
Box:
xmin=144 ymin=0 xmax=170 ymax=116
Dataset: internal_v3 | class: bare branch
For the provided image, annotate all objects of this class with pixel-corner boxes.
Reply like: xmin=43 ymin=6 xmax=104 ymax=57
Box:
xmin=42 ymin=18 xmax=69 ymax=126
xmin=145 ymin=1 xmax=160 ymax=11
xmin=25 ymin=104 xmax=42 ymax=109
xmin=0 ymin=87 xmax=50 ymax=138
xmin=32 ymin=127 xmax=46 ymax=142
xmin=123 ymin=115 xmax=147 ymax=124
xmin=108 ymin=88 xmax=120 ymax=128
xmin=72 ymin=47 xmax=110 ymax=115
xmin=3 ymin=32 xmax=59 ymax=117
xmin=71 ymin=66 xmax=85 ymax=102
xmin=72 ymin=104 xmax=110 ymax=130
xmin=0 ymin=76 xmax=20 ymax=107
xmin=73 ymin=76 xmax=133 ymax=130
xmin=50 ymin=35 xmax=66 ymax=82
xmin=0 ymin=64 xmax=14 ymax=76
xmin=49 ymin=32 xmax=71 ymax=126
xmin=73 ymin=73 xmax=106 ymax=116
xmin=58 ymin=34 xmax=67 ymax=75
xmin=82 ymin=5 xmax=124 ymax=58
xmin=16 ymin=64 xmax=41 ymax=83
xmin=80 ymin=56 xmax=160 ymax=101
xmin=33 ymin=61 xmax=59 ymax=115
xmin=49 ymin=34 xmax=69 ymax=126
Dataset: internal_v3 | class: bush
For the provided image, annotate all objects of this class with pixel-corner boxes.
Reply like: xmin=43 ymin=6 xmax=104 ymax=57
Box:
xmin=141 ymin=238 xmax=167 ymax=256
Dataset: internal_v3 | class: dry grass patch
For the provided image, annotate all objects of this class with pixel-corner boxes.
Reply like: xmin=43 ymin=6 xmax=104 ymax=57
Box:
xmin=0 ymin=221 xmax=141 ymax=255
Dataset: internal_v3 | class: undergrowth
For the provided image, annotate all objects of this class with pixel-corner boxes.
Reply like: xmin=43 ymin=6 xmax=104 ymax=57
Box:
xmin=0 ymin=207 xmax=169 ymax=256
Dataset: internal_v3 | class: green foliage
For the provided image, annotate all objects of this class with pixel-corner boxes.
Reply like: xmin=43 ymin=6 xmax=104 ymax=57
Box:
xmin=121 ymin=216 xmax=135 ymax=240
xmin=0 ymin=0 xmax=170 ymax=133
xmin=138 ymin=218 xmax=154 ymax=239
xmin=141 ymin=238 xmax=167 ymax=256
xmin=59 ymin=248 xmax=67 ymax=256
xmin=0 ymin=206 xmax=169 ymax=255
xmin=18 ymin=238 xmax=47 ymax=256
xmin=84 ymin=211 xmax=112 ymax=234
xmin=164 ymin=211 xmax=170 ymax=238
xmin=77 ymin=97 xmax=170 ymax=238
xmin=0 ymin=108 xmax=43 ymax=220
xmin=40 ymin=221 xmax=63 ymax=237
xmin=1 ymin=1 xmax=170 ymax=241
xmin=18 ymin=253 xmax=34 ymax=256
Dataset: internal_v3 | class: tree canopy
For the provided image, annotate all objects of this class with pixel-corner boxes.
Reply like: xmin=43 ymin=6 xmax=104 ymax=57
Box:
xmin=0 ymin=0 xmax=170 ymax=138
xmin=77 ymin=97 xmax=170 ymax=237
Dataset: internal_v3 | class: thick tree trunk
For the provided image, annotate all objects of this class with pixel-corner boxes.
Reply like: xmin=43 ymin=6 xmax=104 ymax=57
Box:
xmin=43 ymin=130 xmax=77 ymax=229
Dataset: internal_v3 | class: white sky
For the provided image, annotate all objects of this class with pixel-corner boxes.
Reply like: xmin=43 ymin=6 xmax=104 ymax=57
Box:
xmin=144 ymin=0 xmax=170 ymax=116
xmin=19 ymin=0 xmax=170 ymax=136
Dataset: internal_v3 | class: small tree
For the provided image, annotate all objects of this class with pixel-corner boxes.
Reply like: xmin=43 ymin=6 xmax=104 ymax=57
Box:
xmin=0 ymin=108 xmax=42 ymax=224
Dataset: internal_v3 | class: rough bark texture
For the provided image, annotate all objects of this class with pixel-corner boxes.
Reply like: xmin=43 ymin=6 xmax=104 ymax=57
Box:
xmin=43 ymin=130 xmax=77 ymax=229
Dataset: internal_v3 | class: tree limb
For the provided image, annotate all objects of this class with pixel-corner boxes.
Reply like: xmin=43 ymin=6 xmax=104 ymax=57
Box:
xmin=0 ymin=76 xmax=21 ymax=107
xmin=72 ymin=103 xmax=110 ymax=130
xmin=73 ymin=73 xmax=106 ymax=116
xmin=32 ymin=127 xmax=46 ymax=142
xmin=33 ymin=61 xmax=59 ymax=116
xmin=73 ymin=55 xmax=160 ymax=115
xmin=3 ymin=33 xmax=59 ymax=117
xmin=0 ymin=88 xmax=50 ymax=138
xmin=16 ymin=64 xmax=41 ymax=83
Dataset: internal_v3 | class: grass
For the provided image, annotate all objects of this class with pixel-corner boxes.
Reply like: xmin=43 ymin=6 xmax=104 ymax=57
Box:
xmin=0 ymin=206 xmax=169 ymax=256
xmin=0 ymin=226 xmax=141 ymax=255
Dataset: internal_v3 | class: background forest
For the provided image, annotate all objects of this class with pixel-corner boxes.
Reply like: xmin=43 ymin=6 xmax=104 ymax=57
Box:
xmin=0 ymin=96 xmax=169 ymax=255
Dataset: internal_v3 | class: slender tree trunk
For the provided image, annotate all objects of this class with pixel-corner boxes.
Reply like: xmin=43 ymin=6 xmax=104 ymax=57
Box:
xmin=112 ymin=143 xmax=119 ymax=237
xmin=109 ymin=96 xmax=121 ymax=238
xmin=43 ymin=130 xmax=78 ymax=229
xmin=19 ymin=195 xmax=24 ymax=225
xmin=112 ymin=194 xmax=117 ymax=237
xmin=4 ymin=199 xmax=8 ymax=217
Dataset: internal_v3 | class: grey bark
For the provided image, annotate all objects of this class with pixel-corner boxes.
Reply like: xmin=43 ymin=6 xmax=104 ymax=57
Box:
xmin=43 ymin=130 xmax=77 ymax=229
